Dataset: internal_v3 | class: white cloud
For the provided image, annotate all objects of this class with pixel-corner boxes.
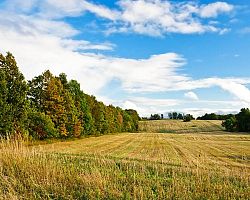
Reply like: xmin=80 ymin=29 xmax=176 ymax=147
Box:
xmin=184 ymin=91 xmax=199 ymax=101
xmin=0 ymin=12 xmax=78 ymax=38
xmin=81 ymin=1 xmax=120 ymax=20
xmin=199 ymin=2 xmax=234 ymax=18
xmin=120 ymin=97 xmax=181 ymax=117
xmin=0 ymin=0 xmax=249 ymax=117
xmin=113 ymin=97 xmax=248 ymax=117
xmin=183 ymin=108 xmax=239 ymax=118
xmin=3 ymin=0 xmax=39 ymax=13
xmin=1 ymin=0 xmax=234 ymax=37
xmin=215 ymin=79 xmax=250 ymax=103
xmin=1 ymin=16 xmax=250 ymax=103
xmin=174 ymin=78 xmax=250 ymax=104
xmin=61 ymin=40 xmax=115 ymax=51
xmin=109 ymin=0 xmax=234 ymax=36
xmin=127 ymin=97 xmax=181 ymax=107
xmin=109 ymin=53 xmax=187 ymax=92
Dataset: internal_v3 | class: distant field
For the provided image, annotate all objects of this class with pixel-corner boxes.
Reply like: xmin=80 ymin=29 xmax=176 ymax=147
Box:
xmin=139 ymin=120 xmax=224 ymax=133
xmin=0 ymin=120 xmax=249 ymax=199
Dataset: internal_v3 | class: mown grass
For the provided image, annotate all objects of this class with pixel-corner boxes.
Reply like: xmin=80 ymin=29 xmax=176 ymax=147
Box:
xmin=0 ymin=122 xmax=249 ymax=199
xmin=139 ymin=120 xmax=224 ymax=133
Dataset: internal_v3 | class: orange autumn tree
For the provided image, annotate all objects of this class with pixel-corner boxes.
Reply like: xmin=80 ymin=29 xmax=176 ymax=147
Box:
xmin=28 ymin=70 xmax=80 ymax=137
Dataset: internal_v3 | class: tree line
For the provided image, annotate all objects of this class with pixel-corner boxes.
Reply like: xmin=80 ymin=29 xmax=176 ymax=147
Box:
xmin=222 ymin=108 xmax=250 ymax=132
xmin=0 ymin=52 xmax=139 ymax=139
xmin=197 ymin=113 xmax=234 ymax=120
xmin=144 ymin=112 xmax=194 ymax=122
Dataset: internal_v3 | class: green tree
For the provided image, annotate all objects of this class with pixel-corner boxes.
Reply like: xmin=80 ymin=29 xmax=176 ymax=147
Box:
xmin=236 ymin=108 xmax=250 ymax=132
xmin=172 ymin=112 xmax=178 ymax=120
xmin=68 ymin=80 xmax=94 ymax=135
xmin=122 ymin=110 xmax=133 ymax=132
xmin=150 ymin=114 xmax=161 ymax=120
xmin=177 ymin=113 xmax=183 ymax=120
xmin=222 ymin=116 xmax=237 ymax=132
xmin=183 ymin=114 xmax=194 ymax=122
xmin=0 ymin=52 xmax=28 ymax=136
xmin=126 ymin=109 xmax=140 ymax=131
xmin=27 ymin=111 xmax=58 ymax=139
xmin=0 ymin=69 xmax=12 ymax=135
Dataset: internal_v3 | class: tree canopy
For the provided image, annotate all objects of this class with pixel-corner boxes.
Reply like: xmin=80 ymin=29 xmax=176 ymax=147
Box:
xmin=0 ymin=52 xmax=140 ymax=139
xmin=222 ymin=108 xmax=250 ymax=132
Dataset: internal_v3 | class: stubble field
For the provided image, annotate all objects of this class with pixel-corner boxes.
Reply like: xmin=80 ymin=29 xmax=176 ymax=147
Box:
xmin=0 ymin=120 xmax=249 ymax=199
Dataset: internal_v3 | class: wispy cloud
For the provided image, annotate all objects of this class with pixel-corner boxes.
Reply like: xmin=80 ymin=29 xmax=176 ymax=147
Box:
xmin=108 ymin=0 xmax=234 ymax=36
xmin=1 ymin=0 xmax=234 ymax=37
xmin=0 ymin=0 xmax=249 ymax=117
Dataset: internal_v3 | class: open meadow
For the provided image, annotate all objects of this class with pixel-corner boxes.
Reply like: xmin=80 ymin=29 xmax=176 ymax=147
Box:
xmin=0 ymin=120 xmax=249 ymax=199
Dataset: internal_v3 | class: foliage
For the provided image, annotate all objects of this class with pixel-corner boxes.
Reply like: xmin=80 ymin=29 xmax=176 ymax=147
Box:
xmin=0 ymin=52 xmax=28 ymax=136
xmin=197 ymin=113 xmax=234 ymax=120
xmin=222 ymin=116 xmax=237 ymax=132
xmin=235 ymin=108 xmax=250 ymax=132
xmin=0 ymin=52 xmax=140 ymax=139
xmin=183 ymin=114 xmax=194 ymax=122
xmin=27 ymin=111 xmax=58 ymax=139
xmin=222 ymin=108 xmax=250 ymax=132
xmin=168 ymin=112 xmax=184 ymax=120
xmin=149 ymin=114 xmax=161 ymax=120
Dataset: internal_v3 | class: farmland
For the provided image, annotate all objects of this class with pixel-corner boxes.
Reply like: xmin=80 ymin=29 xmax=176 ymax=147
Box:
xmin=0 ymin=120 xmax=249 ymax=199
xmin=139 ymin=119 xmax=224 ymax=133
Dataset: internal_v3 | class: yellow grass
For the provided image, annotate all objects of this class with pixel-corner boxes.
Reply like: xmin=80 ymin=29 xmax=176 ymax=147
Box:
xmin=42 ymin=132 xmax=249 ymax=173
xmin=0 ymin=120 xmax=249 ymax=199
xmin=139 ymin=120 xmax=224 ymax=133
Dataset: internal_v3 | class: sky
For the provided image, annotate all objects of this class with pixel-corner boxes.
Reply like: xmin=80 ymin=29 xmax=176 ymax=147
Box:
xmin=0 ymin=0 xmax=250 ymax=117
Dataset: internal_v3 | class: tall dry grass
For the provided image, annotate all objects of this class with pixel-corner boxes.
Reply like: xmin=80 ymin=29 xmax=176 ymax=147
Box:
xmin=0 ymin=136 xmax=249 ymax=199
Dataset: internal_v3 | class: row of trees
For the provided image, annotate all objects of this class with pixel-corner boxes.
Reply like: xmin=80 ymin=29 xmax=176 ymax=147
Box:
xmin=0 ymin=52 xmax=139 ymax=139
xmin=149 ymin=114 xmax=163 ymax=120
xmin=168 ymin=112 xmax=184 ymax=120
xmin=222 ymin=108 xmax=250 ymax=132
xmin=145 ymin=112 xmax=194 ymax=122
xmin=197 ymin=113 xmax=234 ymax=120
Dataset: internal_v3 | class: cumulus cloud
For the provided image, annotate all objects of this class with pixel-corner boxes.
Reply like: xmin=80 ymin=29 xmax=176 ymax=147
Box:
xmin=199 ymin=2 xmax=234 ymax=18
xmin=184 ymin=91 xmax=199 ymax=101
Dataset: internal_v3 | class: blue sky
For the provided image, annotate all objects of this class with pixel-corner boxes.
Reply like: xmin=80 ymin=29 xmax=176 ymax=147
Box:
xmin=0 ymin=0 xmax=250 ymax=117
